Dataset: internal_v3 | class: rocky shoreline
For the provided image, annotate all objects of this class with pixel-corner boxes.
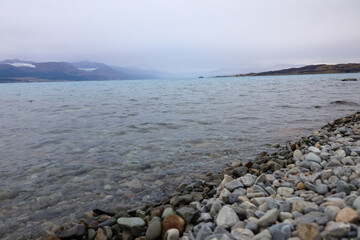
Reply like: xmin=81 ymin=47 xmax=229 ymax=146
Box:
xmin=42 ymin=112 xmax=360 ymax=240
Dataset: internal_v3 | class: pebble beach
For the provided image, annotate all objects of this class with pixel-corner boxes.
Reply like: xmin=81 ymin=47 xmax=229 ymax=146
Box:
xmin=34 ymin=111 xmax=360 ymax=240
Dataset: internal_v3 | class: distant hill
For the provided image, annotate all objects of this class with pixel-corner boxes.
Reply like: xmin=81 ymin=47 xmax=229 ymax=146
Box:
xmin=0 ymin=60 xmax=168 ymax=83
xmin=218 ymin=63 xmax=360 ymax=77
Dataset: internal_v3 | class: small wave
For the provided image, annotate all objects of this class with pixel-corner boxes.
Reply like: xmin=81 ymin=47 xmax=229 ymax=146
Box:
xmin=275 ymin=105 xmax=301 ymax=109
xmin=155 ymin=123 xmax=180 ymax=129
xmin=196 ymin=121 xmax=213 ymax=125
xmin=112 ymin=131 xmax=126 ymax=136
xmin=47 ymin=129 xmax=73 ymax=134
xmin=238 ymin=116 xmax=261 ymax=120
xmin=150 ymin=97 xmax=160 ymax=100
xmin=31 ymin=140 xmax=61 ymax=149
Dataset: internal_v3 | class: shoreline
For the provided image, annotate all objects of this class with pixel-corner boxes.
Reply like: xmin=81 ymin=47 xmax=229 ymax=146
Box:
xmin=39 ymin=111 xmax=360 ymax=240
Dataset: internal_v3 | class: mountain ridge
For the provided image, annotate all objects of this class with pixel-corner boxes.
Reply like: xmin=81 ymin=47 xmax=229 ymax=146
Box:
xmin=217 ymin=63 xmax=360 ymax=77
xmin=0 ymin=59 xmax=167 ymax=83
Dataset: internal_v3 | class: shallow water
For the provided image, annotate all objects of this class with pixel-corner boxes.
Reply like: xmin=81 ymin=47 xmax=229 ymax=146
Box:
xmin=0 ymin=73 xmax=359 ymax=239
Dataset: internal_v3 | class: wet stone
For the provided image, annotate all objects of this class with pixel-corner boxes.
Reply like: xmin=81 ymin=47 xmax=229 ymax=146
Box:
xmin=88 ymin=229 xmax=96 ymax=240
xmin=176 ymin=207 xmax=199 ymax=224
xmin=162 ymin=215 xmax=185 ymax=235
xmin=97 ymin=218 xmax=116 ymax=228
xmin=164 ymin=228 xmax=180 ymax=240
xmin=56 ymin=224 xmax=86 ymax=240
xmin=162 ymin=208 xmax=176 ymax=219
xmin=172 ymin=194 xmax=193 ymax=207
xmin=232 ymin=167 xmax=248 ymax=178
xmin=103 ymin=226 xmax=112 ymax=240
xmin=117 ymin=217 xmax=145 ymax=229
xmin=117 ymin=217 xmax=145 ymax=237
xmin=93 ymin=208 xmax=116 ymax=216
xmin=95 ymin=228 xmax=107 ymax=240
xmin=146 ymin=217 xmax=162 ymax=240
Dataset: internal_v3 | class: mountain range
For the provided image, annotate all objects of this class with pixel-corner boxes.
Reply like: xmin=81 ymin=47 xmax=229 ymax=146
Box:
xmin=0 ymin=59 xmax=170 ymax=83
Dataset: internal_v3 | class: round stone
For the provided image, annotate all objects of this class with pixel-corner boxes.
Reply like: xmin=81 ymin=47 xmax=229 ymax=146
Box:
xmin=117 ymin=217 xmax=145 ymax=229
xmin=162 ymin=208 xmax=176 ymax=219
xmin=146 ymin=217 xmax=162 ymax=240
xmin=164 ymin=228 xmax=179 ymax=240
xmin=162 ymin=215 xmax=185 ymax=236
xmin=306 ymin=153 xmax=321 ymax=163
xmin=309 ymin=146 xmax=321 ymax=153
xmin=297 ymin=182 xmax=305 ymax=190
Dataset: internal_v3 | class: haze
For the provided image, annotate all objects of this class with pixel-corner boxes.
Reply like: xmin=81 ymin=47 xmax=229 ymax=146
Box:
xmin=1 ymin=0 xmax=360 ymax=75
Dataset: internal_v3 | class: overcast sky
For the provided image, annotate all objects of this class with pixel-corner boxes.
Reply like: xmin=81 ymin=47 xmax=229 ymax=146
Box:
xmin=1 ymin=0 xmax=360 ymax=74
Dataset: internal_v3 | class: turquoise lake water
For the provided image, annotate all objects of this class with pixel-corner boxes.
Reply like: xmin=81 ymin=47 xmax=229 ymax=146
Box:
xmin=0 ymin=73 xmax=359 ymax=239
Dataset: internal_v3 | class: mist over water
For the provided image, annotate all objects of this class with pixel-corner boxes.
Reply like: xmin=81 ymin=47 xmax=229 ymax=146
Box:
xmin=0 ymin=73 xmax=360 ymax=239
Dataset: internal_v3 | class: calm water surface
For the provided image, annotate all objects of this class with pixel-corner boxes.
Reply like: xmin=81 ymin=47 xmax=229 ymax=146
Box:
xmin=0 ymin=74 xmax=359 ymax=239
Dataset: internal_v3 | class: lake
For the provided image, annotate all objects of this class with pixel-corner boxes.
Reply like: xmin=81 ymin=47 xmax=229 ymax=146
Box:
xmin=0 ymin=73 xmax=359 ymax=239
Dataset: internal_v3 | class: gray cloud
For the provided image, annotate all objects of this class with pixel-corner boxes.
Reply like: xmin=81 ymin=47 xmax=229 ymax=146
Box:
xmin=1 ymin=0 xmax=359 ymax=74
